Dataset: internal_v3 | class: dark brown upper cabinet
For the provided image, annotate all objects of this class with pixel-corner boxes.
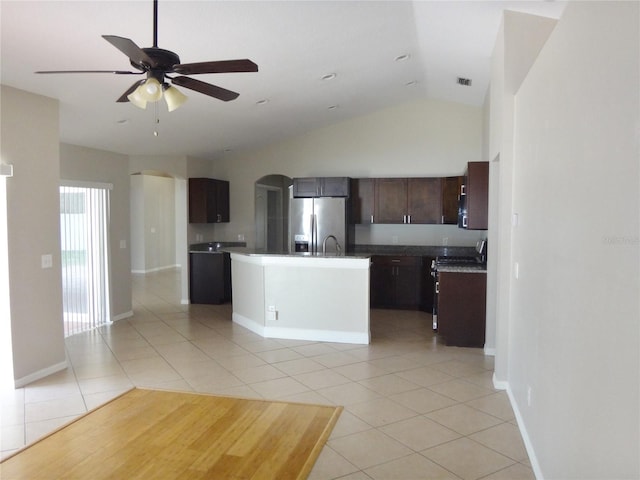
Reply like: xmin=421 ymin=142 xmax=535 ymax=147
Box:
xmin=441 ymin=176 xmax=464 ymax=224
xmin=188 ymin=178 xmax=230 ymax=224
xmin=462 ymin=162 xmax=489 ymax=230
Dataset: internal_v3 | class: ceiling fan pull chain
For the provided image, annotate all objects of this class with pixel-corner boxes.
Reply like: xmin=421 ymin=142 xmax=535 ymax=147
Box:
xmin=153 ymin=102 xmax=160 ymax=137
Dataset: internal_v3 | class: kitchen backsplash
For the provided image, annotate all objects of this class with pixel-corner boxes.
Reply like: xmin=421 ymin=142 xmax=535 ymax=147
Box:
xmin=354 ymin=223 xmax=486 ymax=247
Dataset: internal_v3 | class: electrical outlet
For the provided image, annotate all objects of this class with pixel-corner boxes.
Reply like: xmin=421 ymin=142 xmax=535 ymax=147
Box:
xmin=442 ymin=237 xmax=449 ymax=246
xmin=120 ymin=240 xmax=127 ymax=249
xmin=238 ymin=234 xmax=245 ymax=241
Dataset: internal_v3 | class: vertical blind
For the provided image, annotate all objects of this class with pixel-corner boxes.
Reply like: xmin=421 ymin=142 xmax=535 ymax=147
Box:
xmin=60 ymin=184 xmax=111 ymax=337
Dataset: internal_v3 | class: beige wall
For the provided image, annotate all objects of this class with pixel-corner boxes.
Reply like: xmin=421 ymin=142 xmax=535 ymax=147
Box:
xmin=59 ymin=143 xmax=132 ymax=321
xmin=1 ymin=86 xmax=66 ymax=385
xmin=211 ymin=98 xmax=485 ymax=248
xmin=493 ymin=2 xmax=639 ymax=477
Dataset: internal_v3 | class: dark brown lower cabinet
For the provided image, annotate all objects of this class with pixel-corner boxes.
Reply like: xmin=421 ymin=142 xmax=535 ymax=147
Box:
xmin=189 ymin=252 xmax=232 ymax=304
xmin=370 ymin=256 xmax=422 ymax=309
xmin=437 ymin=271 xmax=486 ymax=347
xmin=420 ymin=257 xmax=436 ymax=313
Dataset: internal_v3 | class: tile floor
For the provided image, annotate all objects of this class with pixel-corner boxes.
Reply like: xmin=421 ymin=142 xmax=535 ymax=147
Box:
xmin=0 ymin=269 xmax=533 ymax=479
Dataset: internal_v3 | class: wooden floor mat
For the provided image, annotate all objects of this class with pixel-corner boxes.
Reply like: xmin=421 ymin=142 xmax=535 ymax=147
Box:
xmin=1 ymin=388 xmax=342 ymax=479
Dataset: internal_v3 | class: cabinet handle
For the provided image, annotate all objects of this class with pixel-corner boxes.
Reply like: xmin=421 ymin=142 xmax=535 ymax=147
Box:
xmin=370 ymin=214 xmax=374 ymax=224
xmin=441 ymin=215 xmax=445 ymax=223
xmin=403 ymin=215 xmax=407 ymax=224
xmin=462 ymin=215 xmax=468 ymax=228
xmin=391 ymin=259 xmax=400 ymax=263
xmin=460 ymin=184 xmax=466 ymax=196
xmin=217 ymin=213 xmax=222 ymax=222
xmin=435 ymin=281 xmax=439 ymax=294
xmin=408 ymin=215 xmax=411 ymax=224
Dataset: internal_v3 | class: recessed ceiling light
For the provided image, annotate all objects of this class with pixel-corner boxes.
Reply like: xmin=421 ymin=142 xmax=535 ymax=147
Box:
xmin=395 ymin=54 xmax=411 ymax=62
xmin=327 ymin=104 xmax=339 ymax=110
xmin=321 ymin=73 xmax=337 ymax=81
xmin=405 ymin=80 xmax=418 ymax=87
xmin=116 ymin=119 xmax=129 ymax=125
xmin=256 ymin=99 xmax=269 ymax=105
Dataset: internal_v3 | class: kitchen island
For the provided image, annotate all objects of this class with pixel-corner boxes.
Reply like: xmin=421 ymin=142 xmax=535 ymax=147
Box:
xmin=229 ymin=250 xmax=371 ymax=344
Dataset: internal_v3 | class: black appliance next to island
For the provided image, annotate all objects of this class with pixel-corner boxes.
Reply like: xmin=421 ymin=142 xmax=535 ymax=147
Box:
xmin=189 ymin=241 xmax=245 ymax=304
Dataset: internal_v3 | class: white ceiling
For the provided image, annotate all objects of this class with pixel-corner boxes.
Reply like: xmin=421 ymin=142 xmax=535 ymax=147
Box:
xmin=0 ymin=1 xmax=566 ymax=159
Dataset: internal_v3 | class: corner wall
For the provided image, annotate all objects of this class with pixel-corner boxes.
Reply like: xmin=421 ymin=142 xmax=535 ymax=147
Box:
xmin=1 ymin=86 xmax=66 ymax=385
xmin=502 ymin=2 xmax=639 ymax=477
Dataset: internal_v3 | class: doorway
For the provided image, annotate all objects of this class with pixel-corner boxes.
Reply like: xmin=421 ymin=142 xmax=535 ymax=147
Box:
xmin=60 ymin=183 xmax=111 ymax=337
xmin=255 ymin=175 xmax=292 ymax=252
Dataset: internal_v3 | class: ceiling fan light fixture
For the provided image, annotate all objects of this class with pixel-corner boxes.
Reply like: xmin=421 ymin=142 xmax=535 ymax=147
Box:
xmin=139 ymin=77 xmax=163 ymax=102
xmin=127 ymin=88 xmax=148 ymax=109
xmin=164 ymin=85 xmax=188 ymax=112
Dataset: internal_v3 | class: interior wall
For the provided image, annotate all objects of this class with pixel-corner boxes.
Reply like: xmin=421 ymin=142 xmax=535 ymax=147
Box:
xmin=59 ymin=143 xmax=132 ymax=320
xmin=130 ymin=174 xmax=176 ymax=273
xmin=0 ymin=86 xmax=66 ymax=385
xmin=509 ymin=2 xmax=639 ymax=478
xmin=212 ymin=98 xmax=484 ymax=248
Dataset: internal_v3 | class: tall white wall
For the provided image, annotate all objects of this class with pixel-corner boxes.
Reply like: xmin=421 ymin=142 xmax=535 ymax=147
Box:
xmin=501 ymin=2 xmax=639 ymax=477
xmin=1 ymin=86 xmax=66 ymax=385
xmin=59 ymin=143 xmax=132 ymax=321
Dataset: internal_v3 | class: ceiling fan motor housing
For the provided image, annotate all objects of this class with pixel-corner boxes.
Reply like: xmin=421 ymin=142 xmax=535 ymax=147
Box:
xmin=132 ymin=47 xmax=181 ymax=81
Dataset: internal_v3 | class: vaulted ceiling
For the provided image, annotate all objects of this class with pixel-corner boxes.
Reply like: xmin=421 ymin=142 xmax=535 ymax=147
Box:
xmin=0 ymin=1 xmax=565 ymax=159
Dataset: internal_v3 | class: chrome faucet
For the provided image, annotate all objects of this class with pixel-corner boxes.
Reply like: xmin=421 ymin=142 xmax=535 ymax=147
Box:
xmin=322 ymin=234 xmax=342 ymax=255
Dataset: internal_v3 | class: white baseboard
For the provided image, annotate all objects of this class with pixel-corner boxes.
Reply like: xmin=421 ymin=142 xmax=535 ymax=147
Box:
xmin=232 ymin=313 xmax=370 ymax=345
xmin=112 ymin=310 xmax=133 ymax=322
xmin=484 ymin=347 xmax=496 ymax=356
xmin=493 ymin=374 xmax=543 ymax=480
xmin=14 ymin=360 xmax=68 ymax=388
xmin=181 ymin=299 xmax=190 ymax=305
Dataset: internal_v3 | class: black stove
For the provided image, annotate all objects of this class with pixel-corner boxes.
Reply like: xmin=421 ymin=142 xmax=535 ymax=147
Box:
xmin=434 ymin=255 xmax=483 ymax=266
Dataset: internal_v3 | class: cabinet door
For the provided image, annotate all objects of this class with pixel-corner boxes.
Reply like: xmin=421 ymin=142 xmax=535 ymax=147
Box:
xmin=437 ymin=271 xmax=486 ymax=347
xmin=375 ymin=178 xmax=407 ymax=224
xmin=407 ymin=178 xmax=442 ymax=224
xmin=350 ymin=178 xmax=375 ymax=224
xmin=369 ymin=256 xmax=395 ymax=307
xmin=189 ymin=253 xmax=225 ymax=304
xmin=214 ymin=179 xmax=230 ymax=222
xmin=393 ymin=257 xmax=422 ymax=309
xmin=465 ymin=162 xmax=489 ymax=230
xmin=188 ymin=178 xmax=210 ymax=223
xmin=441 ymin=176 xmax=463 ymax=224
xmin=320 ymin=177 xmax=350 ymax=197
xmin=292 ymin=177 xmax=319 ymax=197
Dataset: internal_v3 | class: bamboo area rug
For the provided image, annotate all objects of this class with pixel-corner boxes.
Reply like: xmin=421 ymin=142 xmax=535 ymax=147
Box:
xmin=1 ymin=388 xmax=343 ymax=479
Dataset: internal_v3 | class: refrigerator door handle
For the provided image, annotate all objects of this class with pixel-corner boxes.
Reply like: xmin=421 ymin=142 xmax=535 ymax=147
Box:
xmin=311 ymin=214 xmax=317 ymax=254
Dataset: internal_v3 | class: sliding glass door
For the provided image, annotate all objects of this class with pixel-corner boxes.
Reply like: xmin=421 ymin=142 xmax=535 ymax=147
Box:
xmin=60 ymin=184 xmax=111 ymax=337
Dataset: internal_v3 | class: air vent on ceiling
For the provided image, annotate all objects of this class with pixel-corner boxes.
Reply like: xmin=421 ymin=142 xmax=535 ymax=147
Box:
xmin=457 ymin=77 xmax=472 ymax=86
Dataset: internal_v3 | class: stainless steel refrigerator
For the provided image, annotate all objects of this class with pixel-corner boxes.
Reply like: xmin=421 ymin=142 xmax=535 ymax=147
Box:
xmin=288 ymin=187 xmax=351 ymax=254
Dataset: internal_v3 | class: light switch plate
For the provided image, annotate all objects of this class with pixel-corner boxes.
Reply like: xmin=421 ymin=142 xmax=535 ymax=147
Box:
xmin=41 ymin=254 xmax=53 ymax=269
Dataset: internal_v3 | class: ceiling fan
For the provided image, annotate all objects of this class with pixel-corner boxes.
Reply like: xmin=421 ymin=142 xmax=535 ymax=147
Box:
xmin=36 ymin=0 xmax=258 ymax=112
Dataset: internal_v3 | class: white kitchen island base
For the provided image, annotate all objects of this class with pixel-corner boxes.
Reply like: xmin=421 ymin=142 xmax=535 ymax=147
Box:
xmin=230 ymin=252 xmax=371 ymax=344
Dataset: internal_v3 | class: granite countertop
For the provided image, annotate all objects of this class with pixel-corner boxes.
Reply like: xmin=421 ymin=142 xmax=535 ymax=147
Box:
xmin=352 ymin=244 xmax=479 ymax=258
xmin=436 ymin=265 xmax=487 ymax=273
xmin=189 ymin=241 xmax=246 ymax=253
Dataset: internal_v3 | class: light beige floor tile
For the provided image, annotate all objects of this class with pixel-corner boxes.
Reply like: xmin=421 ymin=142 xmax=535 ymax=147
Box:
xmin=395 ymin=366 xmax=455 ymax=387
xmin=273 ymin=357 xmax=326 ymax=376
xmin=425 ymin=404 xmax=503 ymax=436
xmin=71 ymin=361 xmax=125 ymax=380
xmin=365 ymin=452 xmax=462 ymax=479
xmin=347 ymin=397 xmax=419 ymax=427
xmin=329 ymin=411 xmax=373 ymax=439
xmin=277 ymin=390 xmax=337 ymax=406
xmin=458 ymin=370 xmax=497 ymax=390
xmin=337 ymin=472 xmax=375 ymax=480
xmin=308 ymin=445 xmax=360 ymax=479
xmin=1 ymin=424 xmax=25 ymax=452
xmin=469 ymin=422 xmax=529 ymax=462
xmin=389 ymin=387 xmax=458 ymax=414
xmin=369 ymin=355 xmax=423 ymax=373
xmin=328 ymin=428 xmax=413 ymax=470
xmin=82 ymin=388 xmax=132 ymax=410
xmin=465 ymin=391 xmax=515 ymax=421
xmin=313 ymin=351 xmax=363 ymax=368
xmin=24 ymin=394 xmax=86 ymax=423
xmin=427 ymin=380 xmax=494 ymax=402
xmin=481 ymin=462 xmax=536 ymax=480
xmin=248 ymin=376 xmax=309 ymax=399
xmin=25 ymin=415 xmax=80 ymax=444
xmin=213 ymin=352 xmax=267 ymax=371
xmin=380 ymin=416 xmax=461 ymax=451
xmin=317 ymin=382 xmax=381 ymax=406
xmin=256 ymin=348 xmax=303 ymax=364
xmin=294 ymin=369 xmax=351 ymax=390
xmin=292 ymin=343 xmax=340 ymax=357
xmin=78 ymin=373 xmax=133 ymax=395
xmin=358 ymin=374 xmax=421 ymax=396
xmin=237 ymin=338 xmax=288 ymax=353
xmin=332 ymin=361 xmax=391 ymax=381
xmin=430 ymin=360 xmax=486 ymax=378
xmin=232 ymin=364 xmax=288 ymax=384
xmin=422 ymin=437 xmax=515 ymax=480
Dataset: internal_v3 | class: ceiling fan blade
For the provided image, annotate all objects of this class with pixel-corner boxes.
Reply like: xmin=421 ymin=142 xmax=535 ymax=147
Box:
xmin=173 ymin=59 xmax=258 ymax=75
xmin=36 ymin=70 xmax=144 ymax=75
xmin=102 ymin=35 xmax=156 ymax=68
xmin=116 ymin=79 xmax=146 ymax=103
xmin=172 ymin=76 xmax=240 ymax=102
